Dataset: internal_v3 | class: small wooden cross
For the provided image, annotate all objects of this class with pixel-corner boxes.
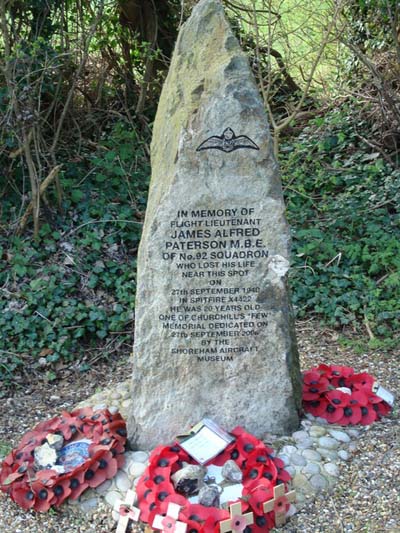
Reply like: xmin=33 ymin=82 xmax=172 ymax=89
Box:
xmin=263 ymin=484 xmax=296 ymax=527
xmin=152 ymin=502 xmax=187 ymax=533
xmin=220 ymin=502 xmax=254 ymax=533
xmin=115 ymin=489 xmax=141 ymax=533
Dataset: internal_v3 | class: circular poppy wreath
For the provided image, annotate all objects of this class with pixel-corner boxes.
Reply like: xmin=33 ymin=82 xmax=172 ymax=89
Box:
xmin=302 ymin=364 xmax=392 ymax=425
xmin=136 ymin=426 xmax=291 ymax=533
xmin=0 ymin=406 xmax=127 ymax=512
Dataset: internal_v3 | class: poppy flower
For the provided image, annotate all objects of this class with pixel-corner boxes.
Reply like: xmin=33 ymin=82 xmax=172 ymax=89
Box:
xmin=243 ymin=479 xmax=273 ymax=515
xmin=372 ymin=400 xmax=391 ymax=417
xmin=302 ymin=372 xmax=329 ymax=401
xmin=252 ymin=512 xmax=274 ymax=533
xmin=303 ymin=397 xmax=325 ymax=417
xmin=348 ymin=372 xmax=374 ymax=391
xmin=232 ymin=427 xmax=264 ymax=463
xmin=323 ymin=402 xmax=344 ymax=424
xmin=31 ymin=480 xmax=54 ymax=512
xmin=50 ymin=475 xmax=73 ymax=506
xmin=68 ymin=464 xmax=89 ymax=500
xmin=326 ymin=390 xmax=350 ymax=408
xmin=12 ymin=483 xmax=36 ymax=510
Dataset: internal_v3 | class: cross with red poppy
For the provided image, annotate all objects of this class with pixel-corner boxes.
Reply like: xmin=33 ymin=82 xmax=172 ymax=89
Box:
xmin=115 ymin=489 xmax=141 ymax=533
xmin=219 ymin=502 xmax=254 ymax=533
xmin=152 ymin=502 xmax=187 ymax=533
xmin=263 ymin=484 xmax=296 ymax=526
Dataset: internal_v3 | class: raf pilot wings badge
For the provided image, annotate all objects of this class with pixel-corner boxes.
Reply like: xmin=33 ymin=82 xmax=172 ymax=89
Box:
xmin=196 ymin=127 xmax=259 ymax=153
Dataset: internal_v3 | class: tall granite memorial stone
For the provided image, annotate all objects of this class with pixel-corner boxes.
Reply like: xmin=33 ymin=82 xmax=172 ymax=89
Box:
xmin=129 ymin=0 xmax=302 ymax=449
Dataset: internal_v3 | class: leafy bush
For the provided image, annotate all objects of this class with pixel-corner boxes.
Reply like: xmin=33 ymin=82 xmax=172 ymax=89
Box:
xmin=281 ymin=102 xmax=400 ymax=344
xmin=0 ymin=122 xmax=149 ymax=382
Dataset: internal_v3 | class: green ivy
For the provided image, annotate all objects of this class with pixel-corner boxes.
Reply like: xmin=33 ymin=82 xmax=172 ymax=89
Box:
xmin=0 ymin=122 xmax=149 ymax=383
xmin=281 ymin=102 xmax=400 ymax=343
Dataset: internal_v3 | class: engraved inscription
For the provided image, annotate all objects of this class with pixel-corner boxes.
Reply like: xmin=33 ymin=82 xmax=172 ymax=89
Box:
xmin=160 ymin=206 xmax=270 ymax=361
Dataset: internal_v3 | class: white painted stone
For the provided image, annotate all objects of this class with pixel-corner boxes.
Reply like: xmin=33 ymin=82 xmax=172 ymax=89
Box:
xmin=302 ymin=462 xmax=320 ymax=476
xmin=328 ymin=429 xmax=351 ymax=443
xmin=277 ymin=454 xmax=290 ymax=466
xmin=309 ymin=426 xmax=327 ymax=438
xmin=129 ymin=462 xmax=146 ymax=479
xmin=292 ymin=430 xmax=309 ymax=442
xmin=79 ymin=497 xmax=99 ymax=513
xmin=302 ymin=449 xmax=321 ymax=462
xmin=105 ymin=490 xmax=123 ymax=508
xmin=310 ymin=473 xmax=328 ymax=491
xmin=319 ymin=436 xmax=339 ymax=449
xmin=281 ymin=445 xmax=297 ymax=456
xmin=347 ymin=429 xmax=360 ymax=438
xmin=324 ymin=462 xmax=340 ymax=477
xmin=296 ymin=437 xmax=314 ymax=449
xmin=92 ymin=403 xmax=107 ymax=412
xmin=285 ymin=465 xmax=296 ymax=477
xmin=128 ymin=0 xmax=302 ymax=449
xmin=316 ymin=447 xmax=339 ymax=461
xmin=338 ymin=450 xmax=350 ymax=461
xmin=108 ymin=405 xmax=119 ymax=415
xmin=290 ymin=453 xmax=307 ymax=466
xmin=131 ymin=451 xmax=149 ymax=463
xmin=115 ymin=470 xmax=131 ymax=492
xmin=95 ymin=479 xmax=113 ymax=495
xmin=348 ymin=442 xmax=358 ymax=452
xmin=315 ymin=417 xmax=328 ymax=425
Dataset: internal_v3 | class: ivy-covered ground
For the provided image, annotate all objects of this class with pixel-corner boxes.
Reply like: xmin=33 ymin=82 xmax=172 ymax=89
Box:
xmin=1 ymin=102 xmax=399 ymax=387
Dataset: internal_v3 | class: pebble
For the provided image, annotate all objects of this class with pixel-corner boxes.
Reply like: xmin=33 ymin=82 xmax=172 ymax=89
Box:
xmin=309 ymin=425 xmax=326 ymax=438
xmin=115 ymin=470 xmax=131 ymax=492
xmin=281 ymin=444 xmax=297 ymax=456
xmin=296 ymin=437 xmax=314 ymax=449
xmin=302 ymin=462 xmax=320 ymax=476
xmin=277 ymin=453 xmax=290 ymax=465
xmin=131 ymin=451 xmax=149 ymax=463
xmin=318 ymin=436 xmax=340 ymax=449
xmin=316 ymin=447 xmax=339 ymax=460
xmin=129 ymin=462 xmax=146 ymax=479
xmin=310 ymin=473 xmax=328 ymax=491
xmin=93 ymin=403 xmax=107 ymax=411
xmin=292 ymin=473 xmax=310 ymax=490
xmin=108 ymin=405 xmax=119 ymax=414
xmin=285 ymin=465 xmax=296 ymax=477
xmin=291 ymin=453 xmax=307 ymax=466
xmin=328 ymin=429 xmax=351 ymax=443
xmin=315 ymin=417 xmax=328 ymax=425
xmin=95 ymin=479 xmax=113 ymax=495
xmin=347 ymin=429 xmax=360 ymax=438
xmin=79 ymin=497 xmax=99 ymax=513
xmin=292 ymin=430 xmax=309 ymax=442
xmin=302 ymin=449 xmax=322 ymax=462
xmin=105 ymin=490 xmax=122 ymax=508
xmin=324 ymin=463 xmax=339 ymax=477
xmin=338 ymin=450 xmax=350 ymax=461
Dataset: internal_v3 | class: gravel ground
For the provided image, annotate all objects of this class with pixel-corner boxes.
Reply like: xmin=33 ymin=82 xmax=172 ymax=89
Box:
xmin=0 ymin=320 xmax=398 ymax=532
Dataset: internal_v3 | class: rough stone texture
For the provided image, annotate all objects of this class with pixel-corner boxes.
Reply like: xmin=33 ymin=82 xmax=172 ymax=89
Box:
xmin=128 ymin=0 xmax=301 ymax=449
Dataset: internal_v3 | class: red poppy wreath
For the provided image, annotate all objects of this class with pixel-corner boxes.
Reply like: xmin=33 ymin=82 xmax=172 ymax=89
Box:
xmin=302 ymin=364 xmax=392 ymax=425
xmin=0 ymin=407 xmax=126 ymax=512
xmin=136 ymin=427 xmax=292 ymax=533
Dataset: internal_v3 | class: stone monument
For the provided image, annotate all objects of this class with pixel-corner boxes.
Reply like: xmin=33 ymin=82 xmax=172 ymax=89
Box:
xmin=128 ymin=0 xmax=302 ymax=450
